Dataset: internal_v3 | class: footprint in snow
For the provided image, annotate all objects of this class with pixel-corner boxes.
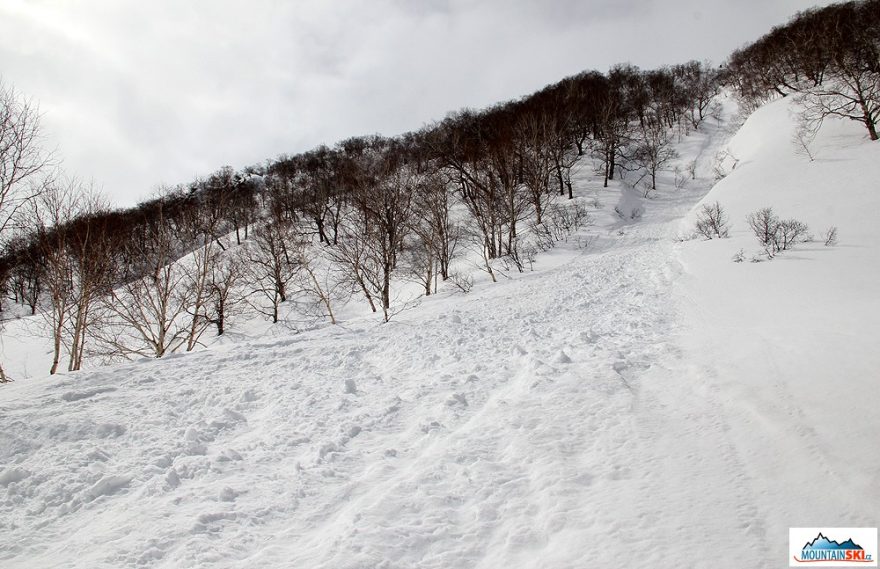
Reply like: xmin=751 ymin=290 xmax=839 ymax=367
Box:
xmin=0 ymin=467 xmax=30 ymax=487
xmin=239 ymin=389 xmax=258 ymax=403
xmin=554 ymin=350 xmax=573 ymax=364
xmin=95 ymin=423 xmax=126 ymax=438
xmin=87 ymin=474 xmax=133 ymax=500
xmin=445 ymin=393 xmax=468 ymax=407
xmin=218 ymin=486 xmax=238 ymax=502
xmin=421 ymin=420 xmax=443 ymax=433
xmin=61 ymin=386 xmax=117 ymax=402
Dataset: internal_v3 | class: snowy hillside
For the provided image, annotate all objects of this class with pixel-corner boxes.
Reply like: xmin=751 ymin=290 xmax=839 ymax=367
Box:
xmin=1 ymin=96 xmax=878 ymax=568
xmin=675 ymin=97 xmax=880 ymax=547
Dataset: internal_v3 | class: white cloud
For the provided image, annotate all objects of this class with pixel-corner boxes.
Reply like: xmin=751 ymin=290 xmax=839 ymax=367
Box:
xmin=0 ymin=0 xmax=835 ymax=206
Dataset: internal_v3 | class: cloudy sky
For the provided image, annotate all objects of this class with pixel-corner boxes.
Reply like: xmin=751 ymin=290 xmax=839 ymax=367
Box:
xmin=1 ymin=0 xmax=832 ymax=206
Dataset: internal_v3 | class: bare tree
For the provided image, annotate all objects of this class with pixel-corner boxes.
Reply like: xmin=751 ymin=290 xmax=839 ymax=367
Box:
xmin=775 ymin=218 xmax=810 ymax=251
xmin=61 ymin=189 xmax=113 ymax=372
xmin=157 ymin=184 xmax=231 ymax=351
xmin=404 ymin=233 xmax=436 ymax=296
xmin=97 ymin=202 xmax=192 ymax=359
xmin=544 ymin=201 xmax=592 ymax=242
xmin=795 ymin=2 xmax=880 ymax=141
xmin=747 ymin=207 xmax=780 ymax=256
xmin=479 ymin=115 xmax=531 ymax=257
xmin=792 ymin=114 xmax=820 ymax=161
xmin=675 ymin=61 xmax=721 ymax=129
xmin=33 ymin=184 xmax=77 ymax=375
xmin=727 ymin=1 xmax=880 ymax=141
xmin=0 ymin=80 xmax=52 ymax=382
xmin=3 ymin=233 xmax=41 ymax=315
xmin=431 ymin=111 xmax=511 ymax=260
xmin=205 ymin=250 xmax=246 ymax=336
xmin=823 ymin=226 xmax=839 ymax=246
xmin=243 ymin=220 xmax=300 ymax=324
xmin=32 ymin=179 xmax=113 ymax=373
xmin=695 ymin=201 xmax=730 ymax=239
xmin=330 ymin=231 xmax=375 ymax=313
xmin=1 ymin=80 xmax=52 ymax=240
xmin=549 ymin=123 xmax=581 ymax=201
xmin=410 ymin=169 xmax=461 ymax=284
xmin=347 ymin=139 xmax=416 ymax=320
xmin=747 ymin=207 xmax=808 ymax=257
xmin=515 ymin=110 xmax=555 ymax=223
xmin=631 ymin=114 xmax=678 ymax=193
xmin=182 ymin=242 xmax=218 ymax=351
xmin=294 ymin=243 xmax=345 ymax=324
xmin=593 ymin=94 xmax=630 ymax=188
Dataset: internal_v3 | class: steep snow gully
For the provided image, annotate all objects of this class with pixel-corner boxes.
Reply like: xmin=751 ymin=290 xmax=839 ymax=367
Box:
xmin=2 ymin=97 xmax=878 ymax=568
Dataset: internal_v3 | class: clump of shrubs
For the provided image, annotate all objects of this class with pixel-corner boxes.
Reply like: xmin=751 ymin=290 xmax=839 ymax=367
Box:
xmin=529 ymin=201 xmax=592 ymax=254
xmin=746 ymin=206 xmax=809 ymax=258
xmin=546 ymin=202 xmax=591 ymax=242
xmin=695 ymin=201 xmax=730 ymax=239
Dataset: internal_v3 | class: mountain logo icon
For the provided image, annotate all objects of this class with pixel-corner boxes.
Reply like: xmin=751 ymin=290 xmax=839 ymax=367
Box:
xmin=790 ymin=529 xmax=877 ymax=566
xmin=803 ymin=533 xmax=864 ymax=552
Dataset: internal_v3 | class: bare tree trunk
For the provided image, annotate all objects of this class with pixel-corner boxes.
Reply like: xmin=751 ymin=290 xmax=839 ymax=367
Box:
xmin=50 ymin=320 xmax=63 ymax=375
xmin=306 ymin=267 xmax=336 ymax=324
xmin=381 ymin=261 xmax=391 ymax=311
xmin=68 ymin=302 xmax=88 ymax=371
xmin=556 ymin=165 xmax=565 ymax=196
xmin=424 ymin=260 xmax=433 ymax=296
xmin=315 ymin=217 xmax=327 ymax=244
xmin=482 ymin=243 xmax=497 ymax=283
xmin=216 ymin=308 xmax=225 ymax=335
xmin=603 ymin=148 xmax=612 ymax=188
xmin=359 ymin=279 xmax=377 ymax=313
xmin=860 ymin=99 xmax=879 ymax=141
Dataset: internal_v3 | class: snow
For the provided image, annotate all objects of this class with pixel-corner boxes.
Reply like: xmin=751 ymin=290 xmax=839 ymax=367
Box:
xmin=675 ymin=96 xmax=880 ymax=550
xmin=2 ymin=94 xmax=879 ymax=568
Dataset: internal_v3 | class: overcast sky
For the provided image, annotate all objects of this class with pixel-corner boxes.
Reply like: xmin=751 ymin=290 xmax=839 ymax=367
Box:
xmin=0 ymin=0 xmax=833 ymax=206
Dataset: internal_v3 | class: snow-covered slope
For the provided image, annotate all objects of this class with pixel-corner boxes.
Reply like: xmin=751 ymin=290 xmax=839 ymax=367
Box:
xmin=2 ymin=97 xmax=878 ymax=569
xmin=674 ymin=97 xmax=880 ymax=549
